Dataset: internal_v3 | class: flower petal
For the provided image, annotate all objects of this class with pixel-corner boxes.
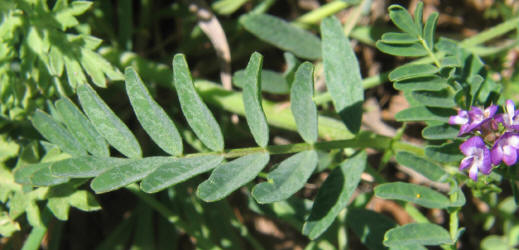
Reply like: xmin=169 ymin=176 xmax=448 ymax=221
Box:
xmin=459 ymin=156 xmax=474 ymax=170
xmin=460 ymin=136 xmax=485 ymax=156
xmin=502 ymin=145 xmax=518 ymax=166
xmin=491 ymin=145 xmax=503 ymax=166
xmin=449 ymin=110 xmax=468 ymax=125
xmin=469 ymin=164 xmax=479 ymax=181
xmin=484 ymin=105 xmax=498 ymax=118
xmin=479 ymin=147 xmax=492 ymax=175
xmin=506 ymin=100 xmax=515 ymax=116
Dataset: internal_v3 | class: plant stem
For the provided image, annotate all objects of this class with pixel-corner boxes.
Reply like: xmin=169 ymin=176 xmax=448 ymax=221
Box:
xmin=419 ymin=38 xmax=441 ymax=68
xmin=293 ymin=1 xmax=352 ymax=27
xmin=461 ymin=17 xmax=519 ymax=47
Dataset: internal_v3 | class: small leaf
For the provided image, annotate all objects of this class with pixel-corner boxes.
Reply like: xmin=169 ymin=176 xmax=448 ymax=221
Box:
xmin=64 ymin=55 xmax=87 ymax=89
xmin=425 ymin=142 xmax=463 ymax=163
xmin=77 ymin=84 xmax=142 ymax=158
xmin=381 ymin=32 xmax=419 ymax=44
xmin=411 ymin=89 xmax=456 ymax=108
xmin=48 ymin=47 xmax=64 ymax=76
xmin=376 ymin=41 xmax=428 ymax=57
xmin=252 ymin=150 xmax=318 ymax=203
xmin=233 ymin=69 xmax=289 ymax=94
xmin=395 ymin=106 xmax=456 ymax=122
xmin=389 ymin=64 xmax=439 ymax=82
xmin=346 ymin=208 xmax=397 ymax=250
xmin=91 ymin=157 xmax=177 ymax=193
xmin=55 ymin=97 xmax=109 ymax=157
xmin=321 ymin=16 xmax=364 ymax=134
xmin=212 ymin=0 xmax=248 ymax=15
xmin=30 ymin=166 xmax=70 ymax=186
xmin=240 ymin=14 xmax=321 ymax=60
xmin=31 ymin=110 xmax=87 ymax=156
xmin=388 ymin=5 xmax=420 ymax=36
xmin=413 ymin=2 xmax=424 ymax=34
xmin=172 ymin=54 xmax=224 ymax=152
xmin=374 ymin=182 xmax=451 ymax=209
xmin=141 ymin=155 xmax=224 ymax=193
xmin=422 ymin=124 xmax=459 ymax=140
xmin=395 ymin=152 xmax=447 ymax=182
xmin=423 ymin=12 xmax=439 ymax=50
xmin=197 ymin=153 xmax=270 ymax=202
xmin=383 ymin=223 xmax=453 ymax=247
xmin=81 ymin=48 xmax=106 ymax=87
xmin=303 ymin=151 xmax=367 ymax=239
xmin=14 ymin=162 xmax=52 ymax=185
xmin=125 ymin=67 xmax=183 ymax=156
xmin=393 ymin=76 xmax=448 ymax=91
xmin=242 ymin=52 xmax=269 ymax=147
xmin=51 ymin=156 xmax=130 ymax=178
xmin=291 ymin=62 xmax=318 ymax=143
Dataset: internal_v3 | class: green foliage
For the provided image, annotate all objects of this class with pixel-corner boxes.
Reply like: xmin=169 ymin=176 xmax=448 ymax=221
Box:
xmin=2 ymin=1 xmax=518 ymax=249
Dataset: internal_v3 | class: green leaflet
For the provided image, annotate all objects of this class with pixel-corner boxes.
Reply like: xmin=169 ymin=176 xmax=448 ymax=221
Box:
xmin=422 ymin=124 xmax=459 ymax=140
xmin=81 ymin=48 xmax=106 ymax=87
xmin=383 ymin=223 xmax=453 ymax=247
xmin=423 ymin=12 xmax=439 ymax=50
xmin=252 ymin=150 xmax=318 ymax=203
xmin=411 ymin=89 xmax=456 ymax=108
xmin=393 ymin=76 xmax=448 ymax=91
xmin=395 ymin=152 xmax=447 ymax=182
xmin=374 ymin=182 xmax=451 ymax=209
xmin=290 ymin=62 xmax=318 ymax=143
xmin=380 ymin=32 xmax=419 ymax=44
xmin=141 ymin=155 xmax=224 ymax=193
xmin=413 ymin=2 xmax=424 ymax=35
xmin=242 ymin=52 xmax=269 ymax=147
xmin=77 ymin=84 xmax=142 ymax=158
xmin=321 ymin=16 xmax=364 ymax=134
xmin=63 ymin=54 xmax=86 ymax=89
xmin=48 ymin=47 xmax=64 ymax=76
xmin=31 ymin=110 xmax=87 ymax=157
xmin=55 ymin=97 xmax=109 ymax=157
xmin=30 ymin=167 xmax=70 ymax=186
xmin=375 ymin=41 xmax=427 ymax=57
xmin=389 ymin=64 xmax=439 ymax=82
xmin=240 ymin=14 xmax=321 ymax=60
xmin=425 ymin=142 xmax=464 ymax=163
xmin=51 ymin=156 xmax=131 ymax=178
xmin=125 ymin=67 xmax=183 ymax=156
xmin=91 ymin=157 xmax=177 ymax=193
xmin=388 ymin=4 xmax=420 ymax=36
xmin=395 ymin=106 xmax=456 ymax=122
xmin=233 ymin=69 xmax=289 ymax=94
xmin=346 ymin=208 xmax=397 ymax=250
xmin=47 ymin=190 xmax=101 ymax=221
xmin=172 ymin=54 xmax=224 ymax=152
xmin=197 ymin=152 xmax=270 ymax=202
xmin=303 ymin=151 xmax=367 ymax=239
xmin=14 ymin=162 xmax=52 ymax=185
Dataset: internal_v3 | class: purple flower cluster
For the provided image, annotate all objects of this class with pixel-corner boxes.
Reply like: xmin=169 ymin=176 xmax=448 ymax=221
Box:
xmin=449 ymin=100 xmax=519 ymax=181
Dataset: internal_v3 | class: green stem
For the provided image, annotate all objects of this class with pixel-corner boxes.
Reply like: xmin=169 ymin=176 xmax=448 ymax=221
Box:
xmin=343 ymin=0 xmax=368 ymax=37
xmin=21 ymin=227 xmax=47 ymax=250
xmin=419 ymin=38 xmax=441 ymax=68
xmin=293 ymin=1 xmax=352 ymax=27
xmin=460 ymin=17 xmax=519 ymax=47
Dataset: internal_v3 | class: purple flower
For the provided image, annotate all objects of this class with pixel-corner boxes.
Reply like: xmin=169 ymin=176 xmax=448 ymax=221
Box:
xmin=449 ymin=106 xmax=498 ymax=136
xmin=459 ymin=136 xmax=492 ymax=181
xmin=491 ymin=132 xmax=519 ymax=166
xmin=498 ymin=100 xmax=519 ymax=131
